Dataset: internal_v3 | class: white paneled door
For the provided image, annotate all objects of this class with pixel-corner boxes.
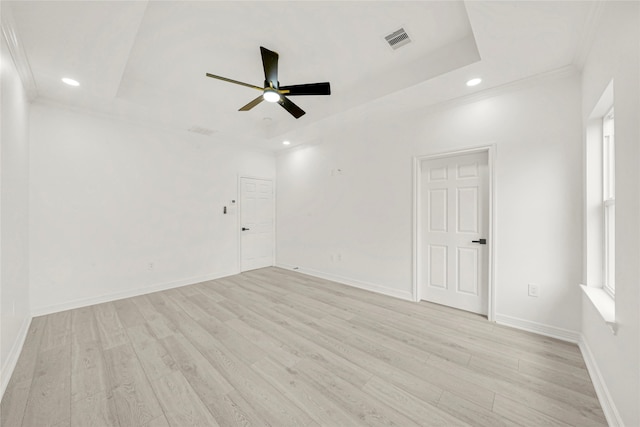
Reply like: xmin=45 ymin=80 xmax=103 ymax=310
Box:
xmin=240 ymin=177 xmax=274 ymax=272
xmin=421 ymin=152 xmax=489 ymax=315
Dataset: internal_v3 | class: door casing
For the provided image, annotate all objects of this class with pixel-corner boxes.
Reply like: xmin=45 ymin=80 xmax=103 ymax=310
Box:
xmin=413 ymin=145 xmax=496 ymax=321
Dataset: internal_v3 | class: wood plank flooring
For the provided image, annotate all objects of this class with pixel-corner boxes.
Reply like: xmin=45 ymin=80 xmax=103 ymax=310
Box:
xmin=1 ymin=267 xmax=606 ymax=426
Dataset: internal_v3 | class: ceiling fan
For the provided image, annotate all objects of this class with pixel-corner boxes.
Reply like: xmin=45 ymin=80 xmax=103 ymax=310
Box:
xmin=205 ymin=46 xmax=331 ymax=119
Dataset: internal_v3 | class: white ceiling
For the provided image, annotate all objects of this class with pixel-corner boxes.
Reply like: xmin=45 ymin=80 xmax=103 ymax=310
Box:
xmin=7 ymin=1 xmax=597 ymax=150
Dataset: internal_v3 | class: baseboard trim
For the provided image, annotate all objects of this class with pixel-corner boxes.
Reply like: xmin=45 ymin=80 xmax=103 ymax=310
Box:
xmin=276 ymin=263 xmax=414 ymax=302
xmin=578 ymin=334 xmax=623 ymax=427
xmin=494 ymin=313 xmax=581 ymax=343
xmin=31 ymin=270 xmax=239 ymax=317
xmin=1 ymin=315 xmax=32 ymax=400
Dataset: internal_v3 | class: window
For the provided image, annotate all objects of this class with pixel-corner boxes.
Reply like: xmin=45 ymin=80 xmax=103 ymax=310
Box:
xmin=582 ymin=82 xmax=616 ymax=332
xmin=602 ymin=108 xmax=615 ymax=296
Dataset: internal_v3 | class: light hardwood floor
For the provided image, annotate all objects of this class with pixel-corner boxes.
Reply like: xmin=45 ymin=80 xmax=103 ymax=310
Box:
xmin=1 ymin=267 xmax=606 ymax=426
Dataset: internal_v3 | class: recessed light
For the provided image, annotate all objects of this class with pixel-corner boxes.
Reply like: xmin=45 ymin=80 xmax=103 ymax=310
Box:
xmin=62 ymin=77 xmax=80 ymax=87
xmin=466 ymin=78 xmax=482 ymax=87
xmin=283 ymin=141 xmax=291 ymax=146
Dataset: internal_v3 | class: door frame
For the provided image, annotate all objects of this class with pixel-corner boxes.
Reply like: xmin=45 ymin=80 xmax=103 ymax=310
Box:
xmin=238 ymin=175 xmax=276 ymax=273
xmin=412 ymin=145 xmax=496 ymax=321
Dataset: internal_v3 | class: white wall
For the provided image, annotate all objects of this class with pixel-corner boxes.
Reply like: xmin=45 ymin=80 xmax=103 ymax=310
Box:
xmin=277 ymin=73 xmax=583 ymax=334
xmin=0 ymin=34 xmax=31 ymax=395
xmin=580 ymin=2 xmax=639 ymax=425
xmin=29 ymin=102 xmax=275 ymax=314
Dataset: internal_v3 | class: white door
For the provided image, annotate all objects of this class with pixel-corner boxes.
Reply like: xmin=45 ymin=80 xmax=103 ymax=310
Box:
xmin=421 ymin=152 xmax=489 ymax=315
xmin=240 ymin=177 xmax=274 ymax=272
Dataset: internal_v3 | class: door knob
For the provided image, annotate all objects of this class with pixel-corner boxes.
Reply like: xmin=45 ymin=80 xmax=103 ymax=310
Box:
xmin=472 ymin=239 xmax=487 ymax=244
xmin=242 ymin=227 xmax=250 ymax=231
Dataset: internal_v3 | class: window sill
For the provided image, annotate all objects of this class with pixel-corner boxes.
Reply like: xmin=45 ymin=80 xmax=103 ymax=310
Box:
xmin=580 ymin=284 xmax=617 ymax=334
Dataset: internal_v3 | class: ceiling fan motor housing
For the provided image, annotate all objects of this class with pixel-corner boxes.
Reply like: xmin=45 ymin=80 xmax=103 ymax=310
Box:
xmin=265 ymin=80 xmax=279 ymax=89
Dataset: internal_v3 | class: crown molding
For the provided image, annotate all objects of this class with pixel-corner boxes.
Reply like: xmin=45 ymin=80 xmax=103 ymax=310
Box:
xmin=421 ymin=65 xmax=580 ymax=117
xmin=572 ymin=0 xmax=607 ymax=70
xmin=1 ymin=4 xmax=37 ymax=100
xmin=275 ymin=63 xmax=580 ymax=152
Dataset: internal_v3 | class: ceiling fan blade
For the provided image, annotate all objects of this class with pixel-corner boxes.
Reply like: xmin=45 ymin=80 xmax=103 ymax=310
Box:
xmin=239 ymin=95 xmax=264 ymax=111
xmin=205 ymin=73 xmax=263 ymax=91
xmin=279 ymin=82 xmax=331 ymax=96
xmin=278 ymin=96 xmax=305 ymax=119
xmin=260 ymin=46 xmax=279 ymax=88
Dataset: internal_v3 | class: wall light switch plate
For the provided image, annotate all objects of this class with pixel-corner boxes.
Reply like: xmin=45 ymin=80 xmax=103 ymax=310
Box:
xmin=528 ymin=283 xmax=540 ymax=297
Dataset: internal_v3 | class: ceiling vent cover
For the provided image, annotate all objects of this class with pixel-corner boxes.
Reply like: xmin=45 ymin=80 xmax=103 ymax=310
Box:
xmin=188 ymin=126 xmax=216 ymax=136
xmin=385 ymin=28 xmax=411 ymax=50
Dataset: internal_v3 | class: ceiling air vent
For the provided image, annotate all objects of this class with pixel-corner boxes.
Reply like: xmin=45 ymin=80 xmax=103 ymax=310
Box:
xmin=188 ymin=126 xmax=216 ymax=136
xmin=384 ymin=27 xmax=411 ymax=50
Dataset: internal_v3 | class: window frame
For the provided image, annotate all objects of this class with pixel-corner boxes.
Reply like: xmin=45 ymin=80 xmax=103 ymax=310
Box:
xmin=602 ymin=107 xmax=615 ymax=297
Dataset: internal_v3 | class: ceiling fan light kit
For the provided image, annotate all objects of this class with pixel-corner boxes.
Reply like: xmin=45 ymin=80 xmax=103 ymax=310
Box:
xmin=263 ymin=89 xmax=280 ymax=103
xmin=206 ymin=46 xmax=331 ymax=119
